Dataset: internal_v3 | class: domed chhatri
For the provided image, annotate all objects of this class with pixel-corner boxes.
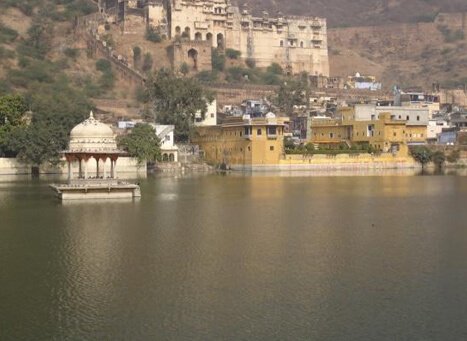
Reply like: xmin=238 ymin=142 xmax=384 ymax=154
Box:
xmin=69 ymin=111 xmax=118 ymax=152
xmin=50 ymin=111 xmax=141 ymax=200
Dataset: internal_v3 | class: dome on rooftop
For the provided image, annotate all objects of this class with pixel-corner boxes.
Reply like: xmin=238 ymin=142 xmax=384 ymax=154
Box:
xmin=68 ymin=111 xmax=118 ymax=152
xmin=70 ymin=111 xmax=114 ymax=139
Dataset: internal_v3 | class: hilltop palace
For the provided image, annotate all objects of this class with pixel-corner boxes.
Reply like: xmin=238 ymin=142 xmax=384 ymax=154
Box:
xmin=97 ymin=0 xmax=330 ymax=76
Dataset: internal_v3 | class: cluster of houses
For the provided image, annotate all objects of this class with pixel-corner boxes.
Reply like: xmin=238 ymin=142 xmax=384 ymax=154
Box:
xmin=113 ymin=88 xmax=466 ymax=170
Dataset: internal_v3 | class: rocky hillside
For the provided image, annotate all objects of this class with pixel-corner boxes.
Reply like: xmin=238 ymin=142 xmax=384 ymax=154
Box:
xmin=328 ymin=13 xmax=467 ymax=89
xmin=241 ymin=0 xmax=467 ymax=27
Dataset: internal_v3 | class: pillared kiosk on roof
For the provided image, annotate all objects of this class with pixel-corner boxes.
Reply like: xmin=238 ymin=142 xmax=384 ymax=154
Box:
xmin=50 ymin=111 xmax=141 ymax=200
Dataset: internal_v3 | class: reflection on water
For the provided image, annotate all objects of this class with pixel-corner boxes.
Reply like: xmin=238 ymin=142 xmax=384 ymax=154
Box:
xmin=0 ymin=172 xmax=466 ymax=340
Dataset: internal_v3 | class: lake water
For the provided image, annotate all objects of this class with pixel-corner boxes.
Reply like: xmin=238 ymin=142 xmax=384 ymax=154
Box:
xmin=1 ymin=173 xmax=467 ymax=340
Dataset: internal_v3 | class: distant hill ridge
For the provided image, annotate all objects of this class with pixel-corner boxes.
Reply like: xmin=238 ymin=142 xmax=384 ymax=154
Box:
xmin=239 ymin=0 xmax=467 ymax=27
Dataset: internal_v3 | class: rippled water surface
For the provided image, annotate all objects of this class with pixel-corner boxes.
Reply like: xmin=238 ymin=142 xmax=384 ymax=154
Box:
xmin=1 ymin=173 xmax=467 ymax=340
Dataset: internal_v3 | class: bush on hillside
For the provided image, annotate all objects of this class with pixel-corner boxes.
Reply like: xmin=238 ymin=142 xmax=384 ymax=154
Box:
xmin=225 ymin=48 xmax=241 ymax=59
xmin=212 ymin=48 xmax=225 ymax=71
xmin=146 ymin=27 xmax=162 ymax=43
xmin=0 ymin=24 xmax=19 ymax=43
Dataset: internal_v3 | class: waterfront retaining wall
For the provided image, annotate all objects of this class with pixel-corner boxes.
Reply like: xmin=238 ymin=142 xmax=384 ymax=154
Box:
xmin=230 ymin=153 xmax=421 ymax=171
xmin=0 ymin=157 xmax=147 ymax=178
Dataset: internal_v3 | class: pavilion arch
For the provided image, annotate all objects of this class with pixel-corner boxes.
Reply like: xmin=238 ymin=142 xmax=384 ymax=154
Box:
xmin=195 ymin=32 xmax=202 ymax=41
xmin=169 ymin=154 xmax=175 ymax=162
xmin=175 ymin=26 xmax=181 ymax=35
xmin=206 ymin=32 xmax=213 ymax=42
xmin=217 ymin=33 xmax=224 ymax=49
xmin=162 ymin=153 xmax=169 ymax=162
xmin=188 ymin=48 xmax=198 ymax=70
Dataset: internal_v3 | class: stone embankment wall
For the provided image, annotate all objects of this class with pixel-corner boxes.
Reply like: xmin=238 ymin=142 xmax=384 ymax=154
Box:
xmin=228 ymin=153 xmax=421 ymax=171
xmin=0 ymin=157 xmax=146 ymax=178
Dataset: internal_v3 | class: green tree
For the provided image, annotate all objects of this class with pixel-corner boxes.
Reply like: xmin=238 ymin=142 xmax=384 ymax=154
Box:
xmin=118 ymin=123 xmax=161 ymax=164
xmin=0 ymin=94 xmax=28 ymax=157
xmin=447 ymin=149 xmax=460 ymax=163
xmin=147 ymin=69 xmax=214 ymax=142
xmin=432 ymin=150 xmax=446 ymax=169
xmin=212 ymin=48 xmax=225 ymax=72
xmin=17 ymin=16 xmax=53 ymax=59
xmin=133 ymin=46 xmax=141 ymax=67
xmin=11 ymin=77 xmax=91 ymax=168
xmin=267 ymin=63 xmax=283 ymax=75
xmin=95 ymin=59 xmax=114 ymax=90
xmin=225 ymin=48 xmax=241 ymax=59
xmin=179 ymin=62 xmax=190 ymax=76
xmin=0 ymin=94 xmax=28 ymax=126
xmin=145 ymin=27 xmax=162 ymax=43
xmin=410 ymin=146 xmax=433 ymax=169
xmin=274 ymin=79 xmax=307 ymax=114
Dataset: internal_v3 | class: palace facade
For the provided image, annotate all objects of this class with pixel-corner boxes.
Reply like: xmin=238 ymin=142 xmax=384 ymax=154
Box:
xmin=100 ymin=0 xmax=330 ymax=76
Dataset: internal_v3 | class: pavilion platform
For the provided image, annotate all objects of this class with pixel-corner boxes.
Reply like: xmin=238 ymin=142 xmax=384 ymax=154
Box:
xmin=50 ymin=181 xmax=141 ymax=200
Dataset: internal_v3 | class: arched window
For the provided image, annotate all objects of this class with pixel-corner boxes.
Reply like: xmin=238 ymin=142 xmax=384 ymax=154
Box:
xmin=280 ymin=40 xmax=284 ymax=47
xmin=206 ymin=32 xmax=213 ymax=41
xmin=169 ymin=154 xmax=175 ymax=162
xmin=300 ymin=41 xmax=304 ymax=48
xmin=188 ymin=48 xmax=198 ymax=70
xmin=183 ymin=27 xmax=191 ymax=40
xmin=195 ymin=32 xmax=202 ymax=41
xmin=217 ymin=33 xmax=224 ymax=49
xmin=175 ymin=26 xmax=181 ymax=35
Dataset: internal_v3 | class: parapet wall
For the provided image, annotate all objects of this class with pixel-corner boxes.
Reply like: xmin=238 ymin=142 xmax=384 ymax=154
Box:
xmin=0 ymin=157 xmax=147 ymax=178
xmin=229 ymin=153 xmax=421 ymax=171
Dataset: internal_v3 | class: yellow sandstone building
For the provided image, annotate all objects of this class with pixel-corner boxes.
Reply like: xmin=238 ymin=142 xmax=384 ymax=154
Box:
xmin=311 ymin=107 xmax=428 ymax=155
xmin=192 ymin=114 xmax=287 ymax=169
xmin=193 ymin=108 xmax=425 ymax=171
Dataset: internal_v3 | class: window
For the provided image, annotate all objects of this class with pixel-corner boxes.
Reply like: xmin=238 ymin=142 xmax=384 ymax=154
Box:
xmin=406 ymin=116 xmax=409 ymax=121
xmin=210 ymin=113 xmax=214 ymax=118
xmin=330 ymin=133 xmax=334 ymax=138
xmin=393 ymin=132 xmax=396 ymax=137
xmin=270 ymin=146 xmax=274 ymax=151
xmin=417 ymin=116 xmax=420 ymax=121
xmin=280 ymin=40 xmax=284 ymax=47
xmin=248 ymin=146 xmax=251 ymax=151
xmin=257 ymin=129 xmax=262 ymax=136
xmin=267 ymin=126 xmax=277 ymax=135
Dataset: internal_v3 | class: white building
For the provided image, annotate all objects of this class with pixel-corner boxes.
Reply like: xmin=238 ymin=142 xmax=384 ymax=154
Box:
xmin=195 ymin=99 xmax=217 ymax=126
xmin=151 ymin=124 xmax=179 ymax=162
xmin=354 ymin=104 xmax=429 ymax=126
xmin=427 ymin=119 xmax=449 ymax=141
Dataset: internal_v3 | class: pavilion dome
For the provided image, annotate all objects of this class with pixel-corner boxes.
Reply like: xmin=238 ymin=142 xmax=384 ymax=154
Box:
xmin=68 ymin=111 xmax=118 ymax=152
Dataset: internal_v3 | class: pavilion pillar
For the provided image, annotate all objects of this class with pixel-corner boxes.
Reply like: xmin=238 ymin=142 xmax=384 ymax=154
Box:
xmin=84 ymin=159 xmax=88 ymax=179
xmin=96 ymin=158 xmax=100 ymax=178
xmin=67 ymin=160 xmax=72 ymax=182
xmin=113 ymin=159 xmax=118 ymax=179
xmin=110 ymin=160 xmax=115 ymax=179
xmin=78 ymin=159 xmax=83 ymax=178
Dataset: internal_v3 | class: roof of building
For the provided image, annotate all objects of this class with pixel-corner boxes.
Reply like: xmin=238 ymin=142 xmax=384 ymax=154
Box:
xmin=70 ymin=111 xmax=114 ymax=139
xmin=68 ymin=111 xmax=120 ymax=153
